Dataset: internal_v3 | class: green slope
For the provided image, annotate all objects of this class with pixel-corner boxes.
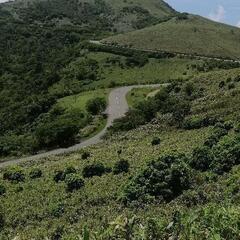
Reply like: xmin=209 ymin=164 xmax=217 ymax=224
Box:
xmin=103 ymin=14 xmax=240 ymax=59
xmin=2 ymin=0 xmax=176 ymax=32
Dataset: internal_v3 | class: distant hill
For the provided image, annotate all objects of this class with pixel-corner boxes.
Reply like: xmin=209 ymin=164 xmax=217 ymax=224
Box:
xmin=1 ymin=0 xmax=176 ymax=32
xmin=102 ymin=14 xmax=240 ymax=59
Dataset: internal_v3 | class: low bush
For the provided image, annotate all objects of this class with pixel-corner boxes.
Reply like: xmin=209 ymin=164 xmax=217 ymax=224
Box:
xmin=81 ymin=151 xmax=91 ymax=160
xmin=82 ymin=163 xmax=111 ymax=178
xmin=29 ymin=168 xmax=43 ymax=179
xmin=3 ymin=167 xmax=25 ymax=183
xmin=53 ymin=166 xmax=77 ymax=183
xmin=0 ymin=185 xmax=6 ymax=196
xmin=190 ymin=146 xmax=214 ymax=171
xmin=64 ymin=173 xmax=84 ymax=192
xmin=86 ymin=97 xmax=106 ymax=115
xmin=113 ymin=160 xmax=130 ymax=175
xmin=151 ymin=137 xmax=161 ymax=146
xmin=122 ymin=154 xmax=192 ymax=203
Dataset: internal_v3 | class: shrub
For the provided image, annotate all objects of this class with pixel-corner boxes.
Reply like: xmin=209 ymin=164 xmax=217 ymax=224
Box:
xmin=81 ymin=151 xmax=91 ymax=160
xmin=151 ymin=137 xmax=161 ymax=146
xmin=211 ymin=136 xmax=240 ymax=174
xmin=0 ymin=208 xmax=4 ymax=230
xmin=204 ymin=124 xmax=228 ymax=148
xmin=183 ymin=116 xmax=217 ymax=130
xmin=82 ymin=163 xmax=110 ymax=178
xmin=3 ymin=167 xmax=25 ymax=183
xmin=36 ymin=119 xmax=79 ymax=148
xmin=64 ymin=173 xmax=84 ymax=192
xmin=53 ymin=166 xmax=76 ymax=182
xmin=219 ymin=81 xmax=225 ymax=89
xmin=29 ymin=168 xmax=42 ymax=179
xmin=122 ymin=154 xmax=192 ymax=203
xmin=113 ymin=160 xmax=130 ymax=175
xmin=190 ymin=146 xmax=214 ymax=171
xmin=86 ymin=97 xmax=106 ymax=115
xmin=0 ymin=185 xmax=6 ymax=196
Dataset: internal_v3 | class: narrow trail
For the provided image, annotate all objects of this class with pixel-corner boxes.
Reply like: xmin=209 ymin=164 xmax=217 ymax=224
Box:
xmin=0 ymin=84 xmax=163 ymax=168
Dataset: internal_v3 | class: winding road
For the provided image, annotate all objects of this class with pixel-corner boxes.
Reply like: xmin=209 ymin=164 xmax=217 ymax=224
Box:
xmin=0 ymin=84 xmax=162 ymax=168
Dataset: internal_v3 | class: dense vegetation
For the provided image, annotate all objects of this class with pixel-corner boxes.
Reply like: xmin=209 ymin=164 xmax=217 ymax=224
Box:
xmin=1 ymin=0 xmax=240 ymax=239
xmin=0 ymin=0 xmax=176 ymax=157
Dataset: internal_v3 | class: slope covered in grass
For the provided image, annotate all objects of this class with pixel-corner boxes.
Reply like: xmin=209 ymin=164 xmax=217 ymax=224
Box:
xmin=1 ymin=67 xmax=240 ymax=238
xmin=103 ymin=14 xmax=240 ymax=59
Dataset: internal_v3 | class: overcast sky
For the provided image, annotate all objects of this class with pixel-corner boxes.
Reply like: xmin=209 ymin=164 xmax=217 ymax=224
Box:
xmin=0 ymin=0 xmax=239 ymax=27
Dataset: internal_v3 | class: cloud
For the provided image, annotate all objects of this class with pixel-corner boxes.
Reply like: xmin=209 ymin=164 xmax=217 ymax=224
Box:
xmin=209 ymin=5 xmax=225 ymax=22
xmin=237 ymin=21 xmax=240 ymax=28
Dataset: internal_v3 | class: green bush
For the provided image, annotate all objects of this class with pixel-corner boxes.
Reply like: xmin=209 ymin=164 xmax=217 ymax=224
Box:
xmin=86 ymin=97 xmax=106 ymax=115
xmin=3 ymin=167 xmax=25 ymax=183
xmin=122 ymin=154 xmax=192 ymax=203
xmin=81 ymin=151 xmax=91 ymax=160
xmin=35 ymin=118 xmax=79 ymax=148
xmin=0 ymin=208 xmax=4 ymax=230
xmin=53 ymin=166 xmax=77 ymax=183
xmin=151 ymin=137 xmax=161 ymax=146
xmin=211 ymin=136 xmax=240 ymax=174
xmin=29 ymin=168 xmax=43 ymax=179
xmin=64 ymin=173 xmax=84 ymax=192
xmin=190 ymin=146 xmax=214 ymax=171
xmin=113 ymin=160 xmax=130 ymax=175
xmin=82 ymin=163 xmax=110 ymax=178
xmin=0 ymin=185 xmax=6 ymax=196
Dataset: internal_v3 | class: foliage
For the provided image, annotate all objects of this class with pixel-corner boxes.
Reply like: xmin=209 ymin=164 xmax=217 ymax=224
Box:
xmin=122 ymin=153 xmax=192 ymax=203
xmin=29 ymin=168 xmax=43 ymax=179
xmin=113 ymin=160 xmax=130 ymax=175
xmin=151 ymin=137 xmax=161 ymax=146
xmin=53 ymin=166 xmax=77 ymax=183
xmin=86 ymin=97 xmax=107 ymax=115
xmin=0 ymin=185 xmax=6 ymax=196
xmin=3 ymin=167 xmax=25 ymax=183
xmin=82 ymin=163 xmax=111 ymax=178
xmin=64 ymin=173 xmax=84 ymax=192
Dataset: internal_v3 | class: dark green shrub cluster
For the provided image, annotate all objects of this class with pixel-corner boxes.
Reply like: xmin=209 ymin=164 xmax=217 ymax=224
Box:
xmin=0 ymin=185 xmax=6 ymax=196
xmin=113 ymin=160 xmax=130 ymax=175
xmin=126 ymin=53 xmax=149 ymax=67
xmin=122 ymin=154 xmax=192 ymax=203
xmin=110 ymin=87 xmax=191 ymax=132
xmin=53 ymin=166 xmax=77 ymax=183
xmin=3 ymin=167 xmax=25 ymax=183
xmin=86 ymin=97 xmax=107 ymax=115
xmin=64 ymin=173 xmax=84 ymax=192
xmin=190 ymin=122 xmax=240 ymax=174
xmin=81 ymin=151 xmax=91 ymax=160
xmin=82 ymin=163 xmax=111 ymax=178
xmin=151 ymin=137 xmax=161 ymax=146
xmin=204 ymin=123 xmax=229 ymax=148
xmin=29 ymin=168 xmax=43 ymax=179
xmin=183 ymin=116 xmax=217 ymax=130
xmin=190 ymin=146 xmax=214 ymax=171
xmin=0 ymin=208 xmax=4 ymax=230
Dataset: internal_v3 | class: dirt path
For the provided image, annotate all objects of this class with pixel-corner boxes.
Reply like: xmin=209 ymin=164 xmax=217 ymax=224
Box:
xmin=0 ymin=84 xmax=163 ymax=168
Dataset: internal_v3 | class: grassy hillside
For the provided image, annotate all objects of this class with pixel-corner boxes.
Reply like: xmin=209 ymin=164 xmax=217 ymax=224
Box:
xmin=2 ymin=0 xmax=175 ymax=32
xmin=0 ymin=67 xmax=240 ymax=238
xmin=0 ymin=0 xmax=176 ymax=158
xmin=103 ymin=14 xmax=240 ymax=59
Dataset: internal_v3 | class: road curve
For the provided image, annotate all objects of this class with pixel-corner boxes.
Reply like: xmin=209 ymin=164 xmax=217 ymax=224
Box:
xmin=0 ymin=84 xmax=163 ymax=168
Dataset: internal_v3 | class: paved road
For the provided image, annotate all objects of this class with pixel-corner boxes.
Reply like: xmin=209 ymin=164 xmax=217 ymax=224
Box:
xmin=0 ymin=84 xmax=162 ymax=168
